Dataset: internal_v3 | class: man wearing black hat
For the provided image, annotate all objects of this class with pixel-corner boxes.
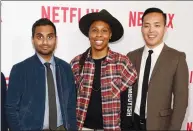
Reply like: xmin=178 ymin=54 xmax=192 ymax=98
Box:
xmin=70 ymin=9 xmax=137 ymax=130
xmin=126 ymin=7 xmax=189 ymax=130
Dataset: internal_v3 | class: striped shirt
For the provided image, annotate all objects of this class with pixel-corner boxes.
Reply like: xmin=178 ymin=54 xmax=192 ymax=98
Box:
xmin=70 ymin=49 xmax=137 ymax=130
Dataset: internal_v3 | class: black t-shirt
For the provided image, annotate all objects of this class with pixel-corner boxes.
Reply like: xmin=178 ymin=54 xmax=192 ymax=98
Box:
xmin=83 ymin=57 xmax=106 ymax=129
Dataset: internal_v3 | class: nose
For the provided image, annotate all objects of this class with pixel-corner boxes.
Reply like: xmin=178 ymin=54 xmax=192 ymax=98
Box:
xmin=96 ymin=31 xmax=102 ymax=37
xmin=149 ymin=26 xmax=154 ymax=32
xmin=42 ymin=38 xmax=48 ymax=45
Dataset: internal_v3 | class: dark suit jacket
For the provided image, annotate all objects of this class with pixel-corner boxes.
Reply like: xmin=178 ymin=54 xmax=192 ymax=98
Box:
xmin=1 ymin=72 xmax=8 ymax=131
xmin=127 ymin=44 xmax=189 ymax=130
xmin=5 ymin=54 xmax=77 ymax=131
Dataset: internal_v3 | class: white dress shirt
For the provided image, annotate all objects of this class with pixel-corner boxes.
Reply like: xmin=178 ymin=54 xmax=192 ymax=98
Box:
xmin=134 ymin=42 xmax=164 ymax=117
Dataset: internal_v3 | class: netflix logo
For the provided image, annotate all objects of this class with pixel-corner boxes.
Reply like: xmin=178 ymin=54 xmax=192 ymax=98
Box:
xmin=190 ymin=71 xmax=193 ymax=84
xmin=187 ymin=122 xmax=193 ymax=131
xmin=41 ymin=6 xmax=99 ymax=23
xmin=128 ymin=11 xmax=175 ymax=29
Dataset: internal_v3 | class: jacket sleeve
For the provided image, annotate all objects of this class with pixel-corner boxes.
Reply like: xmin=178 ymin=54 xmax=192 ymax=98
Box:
xmin=5 ymin=65 xmax=24 ymax=131
xmin=169 ymin=52 xmax=189 ymax=130
xmin=120 ymin=54 xmax=138 ymax=92
xmin=67 ymin=64 xmax=77 ymax=131
xmin=120 ymin=52 xmax=136 ymax=130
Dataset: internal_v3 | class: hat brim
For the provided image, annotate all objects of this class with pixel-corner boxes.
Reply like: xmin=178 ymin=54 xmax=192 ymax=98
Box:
xmin=79 ymin=12 xmax=124 ymax=43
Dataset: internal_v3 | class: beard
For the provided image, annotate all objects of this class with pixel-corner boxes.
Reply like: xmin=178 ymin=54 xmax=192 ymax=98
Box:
xmin=35 ymin=45 xmax=56 ymax=56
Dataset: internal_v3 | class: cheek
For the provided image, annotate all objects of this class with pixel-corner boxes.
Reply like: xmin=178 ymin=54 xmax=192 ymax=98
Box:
xmin=89 ymin=34 xmax=95 ymax=40
xmin=103 ymin=34 xmax=111 ymax=40
xmin=34 ymin=40 xmax=42 ymax=45
xmin=142 ymin=32 xmax=147 ymax=39
xmin=48 ymin=39 xmax=56 ymax=44
xmin=160 ymin=30 xmax=165 ymax=36
xmin=141 ymin=30 xmax=147 ymax=36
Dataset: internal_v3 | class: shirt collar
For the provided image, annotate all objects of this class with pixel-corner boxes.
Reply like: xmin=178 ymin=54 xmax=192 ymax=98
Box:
xmin=86 ymin=47 xmax=114 ymax=63
xmin=144 ymin=42 xmax=164 ymax=56
xmin=36 ymin=53 xmax=55 ymax=66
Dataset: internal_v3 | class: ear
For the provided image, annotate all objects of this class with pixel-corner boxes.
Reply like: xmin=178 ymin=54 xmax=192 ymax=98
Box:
xmin=55 ymin=36 xmax=58 ymax=49
xmin=110 ymin=32 xmax=112 ymax=39
xmin=88 ymin=32 xmax=91 ymax=40
xmin=164 ymin=25 xmax=167 ymax=33
xmin=31 ymin=37 xmax=35 ymax=48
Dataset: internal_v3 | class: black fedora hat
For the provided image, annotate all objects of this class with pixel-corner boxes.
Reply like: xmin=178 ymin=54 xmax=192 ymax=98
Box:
xmin=79 ymin=9 xmax=124 ymax=43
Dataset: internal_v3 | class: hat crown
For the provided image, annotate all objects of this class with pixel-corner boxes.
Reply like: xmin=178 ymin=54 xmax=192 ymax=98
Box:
xmin=99 ymin=9 xmax=113 ymax=18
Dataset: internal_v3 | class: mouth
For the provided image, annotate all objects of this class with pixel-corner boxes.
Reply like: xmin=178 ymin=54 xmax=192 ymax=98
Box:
xmin=94 ymin=40 xmax=103 ymax=46
xmin=41 ymin=46 xmax=50 ymax=50
xmin=148 ymin=35 xmax=157 ymax=40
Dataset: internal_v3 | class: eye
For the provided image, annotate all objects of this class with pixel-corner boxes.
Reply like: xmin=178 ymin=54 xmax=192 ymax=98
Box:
xmin=155 ymin=25 xmax=161 ymax=27
xmin=91 ymin=28 xmax=97 ymax=32
xmin=47 ymin=36 xmax=53 ymax=40
xmin=37 ymin=35 xmax=43 ymax=40
xmin=143 ymin=25 xmax=149 ymax=28
xmin=102 ymin=29 xmax=108 ymax=33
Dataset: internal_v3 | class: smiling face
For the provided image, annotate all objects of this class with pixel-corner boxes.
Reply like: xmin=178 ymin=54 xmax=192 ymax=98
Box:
xmin=88 ymin=20 xmax=112 ymax=54
xmin=142 ymin=12 xmax=167 ymax=49
xmin=32 ymin=25 xmax=57 ymax=61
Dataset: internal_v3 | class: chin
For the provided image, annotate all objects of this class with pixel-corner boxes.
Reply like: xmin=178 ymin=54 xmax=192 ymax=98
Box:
xmin=146 ymin=41 xmax=156 ymax=46
xmin=38 ymin=51 xmax=53 ymax=56
xmin=95 ymin=47 xmax=106 ymax=51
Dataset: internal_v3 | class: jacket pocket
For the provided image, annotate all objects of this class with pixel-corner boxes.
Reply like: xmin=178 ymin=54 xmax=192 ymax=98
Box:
xmin=159 ymin=109 xmax=173 ymax=116
xmin=19 ymin=100 xmax=32 ymax=125
xmin=159 ymin=109 xmax=172 ymax=130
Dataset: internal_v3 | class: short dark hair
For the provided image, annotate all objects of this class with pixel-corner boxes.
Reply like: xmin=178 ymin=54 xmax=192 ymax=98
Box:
xmin=142 ymin=7 xmax=167 ymax=26
xmin=32 ymin=18 xmax=57 ymax=38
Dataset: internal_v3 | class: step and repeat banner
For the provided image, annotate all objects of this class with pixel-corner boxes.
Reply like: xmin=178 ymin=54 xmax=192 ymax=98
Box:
xmin=1 ymin=1 xmax=193 ymax=130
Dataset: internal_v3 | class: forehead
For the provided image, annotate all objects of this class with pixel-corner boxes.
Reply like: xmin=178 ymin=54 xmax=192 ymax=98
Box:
xmin=143 ymin=12 xmax=164 ymax=23
xmin=34 ymin=25 xmax=55 ymax=35
xmin=90 ymin=20 xmax=110 ymax=28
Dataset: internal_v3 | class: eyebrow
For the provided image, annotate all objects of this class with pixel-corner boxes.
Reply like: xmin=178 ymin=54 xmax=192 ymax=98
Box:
xmin=35 ymin=33 xmax=55 ymax=36
xmin=90 ymin=26 xmax=110 ymax=30
xmin=144 ymin=22 xmax=161 ymax=25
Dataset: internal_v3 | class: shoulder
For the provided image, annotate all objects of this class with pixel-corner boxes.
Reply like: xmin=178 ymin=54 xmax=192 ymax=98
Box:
xmin=111 ymin=51 xmax=128 ymax=60
xmin=163 ymin=45 xmax=187 ymax=65
xmin=11 ymin=55 xmax=35 ymax=71
xmin=54 ymin=56 xmax=71 ymax=69
xmin=8 ymin=56 xmax=37 ymax=81
xmin=127 ymin=47 xmax=143 ymax=57
xmin=1 ymin=72 xmax=5 ymax=79
xmin=167 ymin=46 xmax=186 ymax=57
xmin=1 ymin=72 xmax=6 ymax=82
xmin=70 ymin=54 xmax=82 ymax=66
xmin=110 ymin=50 xmax=133 ymax=66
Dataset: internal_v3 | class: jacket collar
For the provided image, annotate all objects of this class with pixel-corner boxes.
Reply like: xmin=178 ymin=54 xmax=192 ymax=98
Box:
xmin=33 ymin=53 xmax=60 ymax=67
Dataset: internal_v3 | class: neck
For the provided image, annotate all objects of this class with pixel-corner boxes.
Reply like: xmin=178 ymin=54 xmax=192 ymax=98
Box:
xmin=38 ymin=53 xmax=53 ymax=62
xmin=91 ymin=47 xmax=108 ymax=59
xmin=147 ymin=41 xmax=163 ymax=49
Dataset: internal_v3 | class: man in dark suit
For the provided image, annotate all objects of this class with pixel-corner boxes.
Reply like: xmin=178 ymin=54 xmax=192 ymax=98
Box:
xmin=1 ymin=72 xmax=8 ymax=131
xmin=125 ymin=7 xmax=189 ymax=130
xmin=5 ymin=18 xmax=77 ymax=131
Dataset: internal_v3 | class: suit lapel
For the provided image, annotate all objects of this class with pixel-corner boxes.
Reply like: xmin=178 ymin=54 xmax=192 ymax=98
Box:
xmin=149 ymin=44 xmax=169 ymax=83
xmin=136 ymin=47 xmax=144 ymax=76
